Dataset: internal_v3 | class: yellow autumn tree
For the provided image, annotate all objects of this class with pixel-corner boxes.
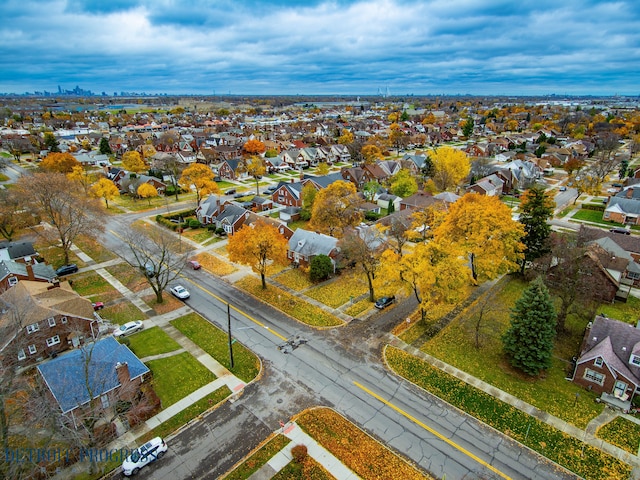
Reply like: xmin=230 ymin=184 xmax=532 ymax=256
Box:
xmin=137 ymin=183 xmax=159 ymax=205
xmin=433 ymin=193 xmax=525 ymax=283
xmin=178 ymin=163 xmax=220 ymax=206
xmin=245 ymin=155 xmax=267 ymax=194
xmin=227 ymin=220 xmax=289 ymax=289
xmin=67 ymin=165 xmax=94 ymax=194
xmin=430 ymin=146 xmax=471 ymax=192
xmin=90 ymin=177 xmax=120 ymax=208
xmin=337 ymin=129 xmax=354 ymax=145
xmin=361 ymin=144 xmax=383 ymax=165
xmin=407 ymin=203 xmax=448 ymax=241
xmin=309 ymin=180 xmax=363 ymax=238
xmin=122 ymin=151 xmax=147 ymax=173
xmin=41 ymin=152 xmax=81 ymax=173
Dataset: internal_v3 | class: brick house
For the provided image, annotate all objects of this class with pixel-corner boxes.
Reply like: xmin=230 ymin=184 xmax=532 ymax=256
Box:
xmin=287 ymin=229 xmax=339 ymax=268
xmin=572 ymin=315 xmax=640 ymax=411
xmin=0 ymin=281 xmax=101 ymax=364
xmin=0 ymin=259 xmax=57 ymax=290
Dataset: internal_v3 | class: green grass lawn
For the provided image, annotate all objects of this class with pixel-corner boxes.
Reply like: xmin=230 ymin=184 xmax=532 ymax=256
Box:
xmin=138 ymin=385 xmax=231 ymax=445
xmin=598 ymin=295 xmax=640 ymax=324
xmin=100 ymin=300 xmax=147 ymax=325
xmin=146 ymin=352 xmax=216 ymax=408
xmin=570 ymin=208 xmax=621 ymax=227
xmin=126 ymin=326 xmax=182 ymax=358
xmin=71 ymin=272 xmax=116 ymax=297
xmin=596 ymin=417 xmax=640 ymax=454
xmin=112 ymin=191 xmax=198 ymax=212
xmin=170 ymin=313 xmax=260 ymax=383
xmin=73 ymin=234 xmax=117 ymax=263
xmin=235 ymin=276 xmax=343 ymax=327
xmin=419 ymin=275 xmax=604 ymax=429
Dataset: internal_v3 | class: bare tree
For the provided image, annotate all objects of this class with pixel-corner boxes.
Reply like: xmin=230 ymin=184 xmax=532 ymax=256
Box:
xmin=153 ymin=153 xmax=184 ymax=201
xmin=17 ymin=172 xmax=105 ymax=265
xmin=119 ymin=226 xmax=190 ymax=303
xmin=384 ymin=215 xmax=411 ymax=257
xmin=591 ymin=132 xmax=621 ymax=182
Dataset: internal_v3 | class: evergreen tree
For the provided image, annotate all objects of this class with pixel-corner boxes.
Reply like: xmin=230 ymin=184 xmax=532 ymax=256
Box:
xmin=44 ymin=132 xmax=60 ymax=152
xmin=462 ymin=117 xmax=474 ymax=137
xmin=309 ymin=254 xmax=333 ymax=282
xmin=519 ymin=185 xmax=554 ymax=273
xmin=99 ymin=137 xmax=112 ymax=155
xmin=502 ymin=277 xmax=557 ymax=376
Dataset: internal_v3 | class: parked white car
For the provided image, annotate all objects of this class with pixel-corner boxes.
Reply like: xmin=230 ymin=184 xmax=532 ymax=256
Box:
xmin=170 ymin=285 xmax=190 ymax=299
xmin=122 ymin=437 xmax=167 ymax=476
xmin=113 ymin=321 xmax=144 ymax=337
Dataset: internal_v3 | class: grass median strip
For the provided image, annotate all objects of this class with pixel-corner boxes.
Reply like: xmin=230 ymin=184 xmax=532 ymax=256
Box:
xmin=170 ymin=312 xmax=260 ymax=383
xmin=222 ymin=435 xmax=291 ymax=480
xmin=385 ymin=346 xmax=631 ymax=480
xmin=596 ymin=417 xmax=640 ymax=454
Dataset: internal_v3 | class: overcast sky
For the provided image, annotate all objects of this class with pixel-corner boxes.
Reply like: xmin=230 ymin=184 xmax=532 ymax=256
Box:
xmin=1 ymin=0 xmax=639 ymax=96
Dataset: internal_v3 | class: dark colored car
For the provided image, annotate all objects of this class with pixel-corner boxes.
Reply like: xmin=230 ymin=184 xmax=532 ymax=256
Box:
xmin=225 ymin=188 xmax=237 ymax=195
xmin=56 ymin=264 xmax=78 ymax=276
xmin=610 ymin=227 xmax=630 ymax=235
xmin=374 ymin=296 xmax=396 ymax=309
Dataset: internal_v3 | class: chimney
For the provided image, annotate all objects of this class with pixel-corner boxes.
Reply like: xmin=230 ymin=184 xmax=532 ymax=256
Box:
xmin=26 ymin=263 xmax=35 ymax=281
xmin=626 ymin=187 xmax=634 ymax=199
xmin=115 ymin=362 xmax=131 ymax=385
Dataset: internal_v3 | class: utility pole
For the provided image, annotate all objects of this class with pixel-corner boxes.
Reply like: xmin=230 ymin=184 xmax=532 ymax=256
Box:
xmin=227 ymin=303 xmax=234 ymax=368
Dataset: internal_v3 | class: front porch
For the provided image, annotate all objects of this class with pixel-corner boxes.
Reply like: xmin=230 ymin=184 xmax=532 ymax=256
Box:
xmin=598 ymin=392 xmax=633 ymax=413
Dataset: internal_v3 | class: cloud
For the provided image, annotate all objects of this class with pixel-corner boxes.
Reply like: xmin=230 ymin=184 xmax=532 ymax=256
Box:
xmin=0 ymin=0 xmax=638 ymax=95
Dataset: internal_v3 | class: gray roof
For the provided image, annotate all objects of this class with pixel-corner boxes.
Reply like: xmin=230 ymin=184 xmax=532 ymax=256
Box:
xmin=0 ymin=260 xmax=57 ymax=282
xmin=288 ymin=229 xmax=338 ymax=257
xmin=578 ymin=315 xmax=640 ymax=388
xmin=0 ymin=241 xmax=37 ymax=261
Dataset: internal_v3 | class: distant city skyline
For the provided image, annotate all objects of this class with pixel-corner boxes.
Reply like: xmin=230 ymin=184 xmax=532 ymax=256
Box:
xmin=1 ymin=0 xmax=639 ymax=97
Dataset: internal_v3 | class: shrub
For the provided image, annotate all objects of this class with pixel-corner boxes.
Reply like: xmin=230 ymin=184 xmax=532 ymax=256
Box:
xmin=188 ymin=219 xmax=202 ymax=228
xmin=291 ymin=444 xmax=307 ymax=464
xmin=309 ymin=254 xmax=333 ymax=282
xmin=118 ymin=337 xmax=131 ymax=347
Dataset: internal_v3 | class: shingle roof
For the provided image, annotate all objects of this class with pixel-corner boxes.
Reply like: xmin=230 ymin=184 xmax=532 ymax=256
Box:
xmin=288 ymin=229 xmax=338 ymax=257
xmin=38 ymin=337 xmax=149 ymax=413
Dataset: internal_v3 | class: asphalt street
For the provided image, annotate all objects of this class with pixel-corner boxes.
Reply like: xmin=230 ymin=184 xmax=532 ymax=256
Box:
xmin=103 ymin=213 xmax=578 ymax=480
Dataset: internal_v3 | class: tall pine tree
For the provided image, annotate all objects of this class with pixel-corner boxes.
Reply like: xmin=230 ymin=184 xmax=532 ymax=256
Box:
xmin=519 ymin=184 xmax=554 ymax=273
xmin=502 ymin=277 xmax=557 ymax=376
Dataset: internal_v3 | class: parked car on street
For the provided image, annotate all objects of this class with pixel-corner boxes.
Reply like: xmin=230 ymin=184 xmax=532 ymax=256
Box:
xmin=113 ymin=321 xmax=144 ymax=337
xmin=187 ymin=260 xmax=201 ymax=270
xmin=225 ymin=188 xmax=236 ymax=195
xmin=610 ymin=227 xmax=631 ymax=235
xmin=122 ymin=437 xmax=168 ymax=476
xmin=56 ymin=264 xmax=78 ymax=276
xmin=170 ymin=285 xmax=190 ymax=299
xmin=374 ymin=296 xmax=396 ymax=309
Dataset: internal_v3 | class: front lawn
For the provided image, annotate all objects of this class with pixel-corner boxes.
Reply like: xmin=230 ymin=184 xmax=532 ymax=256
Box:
xmin=146 ymin=352 xmax=217 ymax=408
xmin=105 ymin=263 xmax=149 ymax=293
xmin=100 ymin=300 xmax=148 ymax=325
xmin=138 ymin=385 xmax=231 ymax=444
xmin=385 ymin=347 xmax=630 ymax=480
xmin=596 ymin=417 xmax=640 ymax=454
xmin=125 ymin=326 xmax=181 ymax=358
xmin=170 ymin=313 xmax=260 ymax=383
xmin=272 ymin=268 xmax=314 ymax=292
xmin=194 ymin=252 xmax=237 ymax=276
xmin=73 ymin=234 xmax=117 ymax=263
xmin=223 ymin=435 xmax=291 ymax=480
xmin=71 ymin=272 xmax=118 ymax=297
xmin=304 ymin=272 xmax=369 ymax=308
xmin=235 ymin=276 xmax=343 ymax=327
xmin=418 ymin=275 xmax=603 ymax=429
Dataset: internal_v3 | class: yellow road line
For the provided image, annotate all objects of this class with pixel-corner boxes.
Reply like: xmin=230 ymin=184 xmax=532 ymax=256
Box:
xmin=184 ymin=277 xmax=287 ymax=341
xmin=108 ymin=228 xmax=287 ymax=341
xmin=353 ymin=381 xmax=512 ymax=480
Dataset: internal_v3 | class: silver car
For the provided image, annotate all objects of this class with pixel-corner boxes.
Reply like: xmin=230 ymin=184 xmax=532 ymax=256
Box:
xmin=170 ymin=285 xmax=190 ymax=299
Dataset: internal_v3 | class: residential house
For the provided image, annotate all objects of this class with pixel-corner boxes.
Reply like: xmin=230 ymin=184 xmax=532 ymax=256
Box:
xmin=603 ymin=187 xmax=640 ymax=226
xmin=376 ymin=193 xmax=401 ymax=212
xmin=287 ymin=229 xmax=339 ymax=269
xmin=272 ymin=181 xmax=304 ymax=207
xmin=0 ymin=241 xmax=39 ymax=263
xmin=0 ymin=280 xmax=101 ymax=364
xmin=37 ymin=336 xmax=150 ymax=428
xmin=218 ymin=159 xmax=244 ymax=180
xmin=466 ymin=174 xmax=505 ymax=196
xmin=0 ymin=259 xmax=57 ymax=290
xmin=572 ymin=315 xmax=640 ymax=411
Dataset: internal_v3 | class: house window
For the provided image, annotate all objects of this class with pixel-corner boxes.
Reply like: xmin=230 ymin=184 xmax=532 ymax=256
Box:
xmin=61 ymin=316 xmax=67 ymax=324
xmin=630 ymin=355 xmax=640 ymax=367
xmin=46 ymin=335 xmax=60 ymax=347
xmin=17 ymin=350 xmax=25 ymax=361
xmin=8 ymin=277 xmax=18 ymax=287
xmin=48 ymin=317 xmax=56 ymax=327
xmin=28 ymin=345 xmax=37 ymax=355
xmin=26 ymin=323 xmax=39 ymax=334
xmin=594 ymin=357 xmax=603 ymax=367
xmin=584 ymin=369 xmax=605 ymax=386
xmin=628 ymin=272 xmax=640 ymax=280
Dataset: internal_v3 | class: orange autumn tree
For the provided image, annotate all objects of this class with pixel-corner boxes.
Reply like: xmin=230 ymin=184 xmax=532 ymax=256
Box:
xmin=227 ymin=220 xmax=289 ymax=289
xmin=433 ymin=193 xmax=525 ymax=283
xmin=41 ymin=152 xmax=80 ymax=173
xmin=310 ymin=181 xmax=363 ymax=238
xmin=242 ymin=139 xmax=266 ymax=156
